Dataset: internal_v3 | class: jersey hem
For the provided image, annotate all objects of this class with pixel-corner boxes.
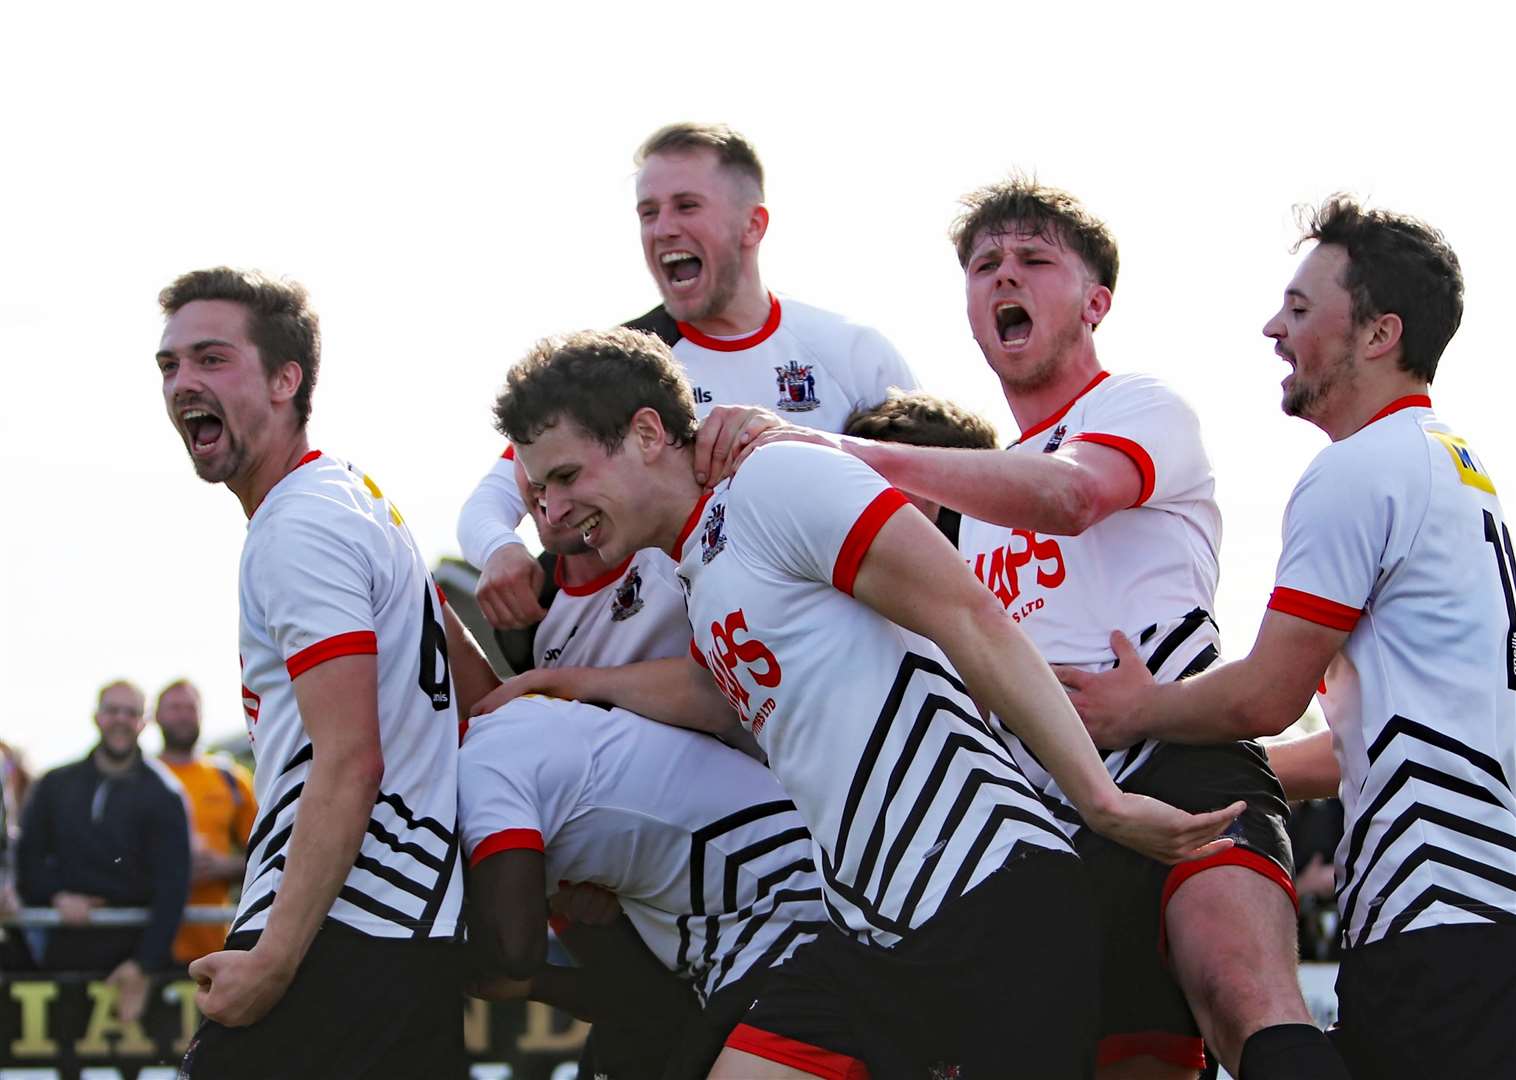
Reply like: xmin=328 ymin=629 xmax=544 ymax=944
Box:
xmin=724 ymin=1023 xmax=868 ymax=1079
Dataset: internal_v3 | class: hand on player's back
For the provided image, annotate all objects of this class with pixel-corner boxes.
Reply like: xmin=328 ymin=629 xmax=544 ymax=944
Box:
xmin=1087 ymin=793 xmax=1245 ymax=866
xmin=475 ymin=544 xmax=547 ymax=630
xmin=470 ymin=667 xmax=591 ymax=717
xmin=694 ymin=405 xmax=783 ymax=487
xmin=1053 ymin=630 xmax=1157 ymax=750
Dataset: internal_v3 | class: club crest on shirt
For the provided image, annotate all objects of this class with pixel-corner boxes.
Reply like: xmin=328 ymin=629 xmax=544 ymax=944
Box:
xmin=1042 ymin=423 xmax=1068 ymax=453
xmin=774 ymin=360 xmax=821 ymax=413
xmin=610 ymin=566 xmax=645 ymax=622
xmin=702 ymin=505 xmax=728 ymax=564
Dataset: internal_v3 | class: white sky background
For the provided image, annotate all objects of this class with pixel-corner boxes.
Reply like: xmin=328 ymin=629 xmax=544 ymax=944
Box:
xmin=2 ymin=1 xmax=1511 ymax=771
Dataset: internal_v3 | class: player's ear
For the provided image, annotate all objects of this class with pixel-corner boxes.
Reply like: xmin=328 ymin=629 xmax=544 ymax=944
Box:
xmin=1363 ymin=312 xmax=1403 ymax=362
xmin=270 ymin=360 xmax=303 ymax=407
xmin=629 ymin=407 xmax=668 ymax=459
xmin=1084 ymin=283 xmax=1113 ymax=330
xmin=743 ymin=204 xmax=769 ymax=249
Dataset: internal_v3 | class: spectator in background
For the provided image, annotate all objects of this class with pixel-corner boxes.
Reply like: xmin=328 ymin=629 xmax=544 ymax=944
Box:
xmin=155 ymin=680 xmax=257 ymax=966
xmin=16 ymin=680 xmax=190 ymax=1020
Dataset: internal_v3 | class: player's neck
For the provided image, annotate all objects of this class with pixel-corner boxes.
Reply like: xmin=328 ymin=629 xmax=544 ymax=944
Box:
xmin=159 ymin=747 xmax=195 ymax=766
xmin=557 ymin=550 xmax=614 ymax=588
xmin=1320 ymin=375 xmax=1431 ymax=442
xmin=233 ymin=429 xmax=313 ymax=519
xmin=1002 ymin=349 xmax=1105 ymax=436
xmin=683 ymin=276 xmax=771 ymax=339
xmin=92 ymin=745 xmax=140 ymax=777
xmin=659 ymin=449 xmax=714 ymax=556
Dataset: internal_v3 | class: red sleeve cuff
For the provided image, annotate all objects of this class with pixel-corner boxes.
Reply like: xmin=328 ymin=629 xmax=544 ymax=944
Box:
xmin=1067 ymin=432 xmax=1156 ymax=506
xmin=468 ymin=827 xmax=545 ymax=868
xmin=832 ymin=489 xmax=909 ymax=595
xmin=286 ymin=630 xmax=378 ymax=679
xmin=1268 ymin=586 xmax=1362 ymax=631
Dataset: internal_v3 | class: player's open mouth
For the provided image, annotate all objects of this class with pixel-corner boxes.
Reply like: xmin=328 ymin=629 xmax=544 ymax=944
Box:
xmin=995 ymin=302 xmax=1032 ymax=348
xmin=578 ymin=512 xmax=604 ymax=546
xmin=661 ymin=250 xmax=702 ymax=292
xmin=182 ymin=407 xmax=225 ymax=456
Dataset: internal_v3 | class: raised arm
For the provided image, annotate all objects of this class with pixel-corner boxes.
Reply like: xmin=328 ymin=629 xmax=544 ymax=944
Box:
xmin=851 ymin=505 xmax=1241 ymax=863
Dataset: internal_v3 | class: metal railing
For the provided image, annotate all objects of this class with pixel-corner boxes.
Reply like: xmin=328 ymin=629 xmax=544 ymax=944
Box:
xmin=1 ymin=904 xmax=236 ymax=928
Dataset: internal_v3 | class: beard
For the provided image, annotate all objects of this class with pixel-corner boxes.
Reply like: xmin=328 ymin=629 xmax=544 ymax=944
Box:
xmin=986 ymin=312 xmax=1085 ymax=396
xmin=161 ymin=726 xmax=200 ymax=755
xmin=1283 ymin=343 xmax=1357 ymax=420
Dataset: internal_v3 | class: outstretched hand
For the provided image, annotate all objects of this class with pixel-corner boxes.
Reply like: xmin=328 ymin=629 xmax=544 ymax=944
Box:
xmin=1053 ymin=630 xmax=1157 ymax=750
xmin=1087 ymin=793 xmax=1246 ymax=865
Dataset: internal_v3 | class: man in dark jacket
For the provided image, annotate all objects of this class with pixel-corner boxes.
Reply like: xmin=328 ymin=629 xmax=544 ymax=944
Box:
xmin=17 ymin=679 xmax=191 ymax=1021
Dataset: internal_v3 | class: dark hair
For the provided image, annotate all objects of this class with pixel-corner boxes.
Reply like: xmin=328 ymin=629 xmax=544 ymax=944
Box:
xmin=158 ymin=268 xmax=321 ymax=426
xmin=635 ymin=122 xmax=765 ymax=200
xmin=950 ymin=174 xmax=1119 ymax=291
xmin=1296 ymin=196 xmax=1462 ymax=383
xmin=155 ymin=679 xmax=200 ymax=712
xmin=844 ymin=389 xmax=999 ymax=450
xmin=494 ymin=328 xmax=698 ymax=453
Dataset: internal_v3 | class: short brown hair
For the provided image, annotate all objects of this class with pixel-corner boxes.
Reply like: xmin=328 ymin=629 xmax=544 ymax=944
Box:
xmin=494 ymin=328 xmax=698 ymax=453
xmin=155 ymin=679 xmax=201 ymax=712
xmin=951 ymin=175 xmax=1119 ymax=291
xmin=844 ymin=389 xmax=999 ymax=450
xmin=1296 ymin=196 xmax=1463 ymax=384
xmin=158 ymin=267 xmax=322 ymax=426
xmin=636 ymin=122 xmax=765 ymax=200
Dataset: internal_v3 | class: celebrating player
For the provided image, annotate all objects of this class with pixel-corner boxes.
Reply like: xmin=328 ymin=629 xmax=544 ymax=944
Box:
xmin=457 ymin=121 xmax=916 ymax=631
xmin=460 ymin=694 xmax=827 ymax=1078
xmin=743 ymin=178 xmax=1346 ymax=1079
xmin=1061 ymin=197 xmax=1516 ymax=1079
xmin=156 ymin=269 xmax=466 ymax=1078
xmin=487 ymin=327 xmax=1242 ymax=1076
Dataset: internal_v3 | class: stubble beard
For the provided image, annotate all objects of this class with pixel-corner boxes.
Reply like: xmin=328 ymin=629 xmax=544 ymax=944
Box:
xmin=1283 ymin=342 xmax=1357 ymax=421
xmin=665 ymin=227 xmax=743 ymax=325
xmin=988 ymin=313 xmax=1085 ymax=397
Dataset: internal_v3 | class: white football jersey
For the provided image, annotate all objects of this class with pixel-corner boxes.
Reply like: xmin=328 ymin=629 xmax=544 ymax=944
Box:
xmin=676 ymin=442 xmax=1070 ymax=949
xmin=533 ymin=548 xmax=690 ymax=670
xmin=457 ymin=294 xmax=917 ymax=568
xmin=459 ymin=696 xmax=824 ymax=1002
xmin=1268 ymin=396 xmax=1516 ymax=948
xmin=956 ymin=372 xmax=1222 ymax=833
xmin=235 ymin=451 xmax=464 ymax=941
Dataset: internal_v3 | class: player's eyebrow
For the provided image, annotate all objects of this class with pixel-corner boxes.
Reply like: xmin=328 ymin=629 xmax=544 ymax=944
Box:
xmin=156 ymin=338 xmax=236 ymax=360
xmin=542 ymin=462 xmax=578 ymax=483
xmin=1285 ymin=288 xmax=1310 ymax=303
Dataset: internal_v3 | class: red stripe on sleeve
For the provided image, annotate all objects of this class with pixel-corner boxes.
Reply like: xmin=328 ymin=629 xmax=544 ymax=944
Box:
xmin=468 ymin=828 xmax=545 ymax=868
xmin=1268 ymin=586 xmax=1362 ymax=631
xmin=285 ymin=630 xmax=378 ymax=679
xmin=1098 ymin=1031 xmax=1206 ymax=1070
xmin=724 ymin=1023 xmax=870 ymax=1079
xmin=1068 ymin=432 xmax=1157 ymax=506
xmin=832 ymin=489 xmax=909 ymax=596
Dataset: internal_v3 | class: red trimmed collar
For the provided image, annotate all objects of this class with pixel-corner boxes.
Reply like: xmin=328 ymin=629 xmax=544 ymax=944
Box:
xmin=670 ymin=491 xmax=714 ymax=561
xmin=1360 ymin=394 xmax=1432 ymax=431
xmin=249 ymin=449 xmax=323 ymax=520
xmin=675 ymin=293 xmax=782 ymax=352
xmin=1014 ymin=371 xmax=1110 ymax=444
xmin=555 ymin=553 xmax=635 ymax=597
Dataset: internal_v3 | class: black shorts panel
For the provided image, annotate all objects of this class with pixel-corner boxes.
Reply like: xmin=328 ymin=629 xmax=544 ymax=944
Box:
xmin=1076 ymin=740 xmax=1293 ymax=1054
xmin=1331 ymin=922 xmax=1516 ymax=1080
xmin=180 ymin=921 xmax=466 ymax=1080
xmin=734 ymin=845 xmax=1099 ymax=1079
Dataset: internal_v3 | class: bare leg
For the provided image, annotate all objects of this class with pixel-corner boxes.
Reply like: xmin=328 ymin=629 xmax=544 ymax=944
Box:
xmin=707 ymin=1048 xmax=826 ymax=1079
xmin=1165 ymin=866 xmax=1311 ymax=1077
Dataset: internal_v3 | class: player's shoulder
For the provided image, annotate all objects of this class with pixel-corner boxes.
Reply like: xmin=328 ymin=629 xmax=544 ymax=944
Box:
xmin=1092 ymin=370 xmax=1193 ymax=411
xmin=139 ymin=754 xmax=189 ymax=802
xmin=463 ymin=696 xmax=594 ymax=757
xmin=622 ymin=304 xmax=682 ymax=347
xmin=774 ymin=294 xmax=880 ymax=345
xmin=730 ymin=440 xmax=864 ymax=501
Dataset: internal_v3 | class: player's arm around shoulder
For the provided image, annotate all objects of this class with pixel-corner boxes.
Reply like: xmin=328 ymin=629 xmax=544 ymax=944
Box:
xmin=850 ymin=505 xmax=1242 ymax=864
xmin=189 ymin=654 xmax=383 ymax=1027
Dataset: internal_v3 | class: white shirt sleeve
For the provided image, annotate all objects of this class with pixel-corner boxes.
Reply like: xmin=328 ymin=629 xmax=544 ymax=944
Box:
xmin=1065 ymin=376 xmax=1212 ymax=507
xmin=457 ymin=699 xmax=591 ymax=865
xmin=729 ymin=442 xmax=909 ymax=595
xmin=457 ymin=447 xmax=530 ymax=568
xmin=848 ymin=325 xmax=919 ymax=407
xmin=250 ymin=502 xmax=380 ymax=679
xmin=1267 ymin=445 xmax=1384 ymax=631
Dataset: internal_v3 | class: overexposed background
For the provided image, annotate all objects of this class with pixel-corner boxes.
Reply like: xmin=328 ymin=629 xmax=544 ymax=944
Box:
xmin=3 ymin=0 xmax=1510 ymax=770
